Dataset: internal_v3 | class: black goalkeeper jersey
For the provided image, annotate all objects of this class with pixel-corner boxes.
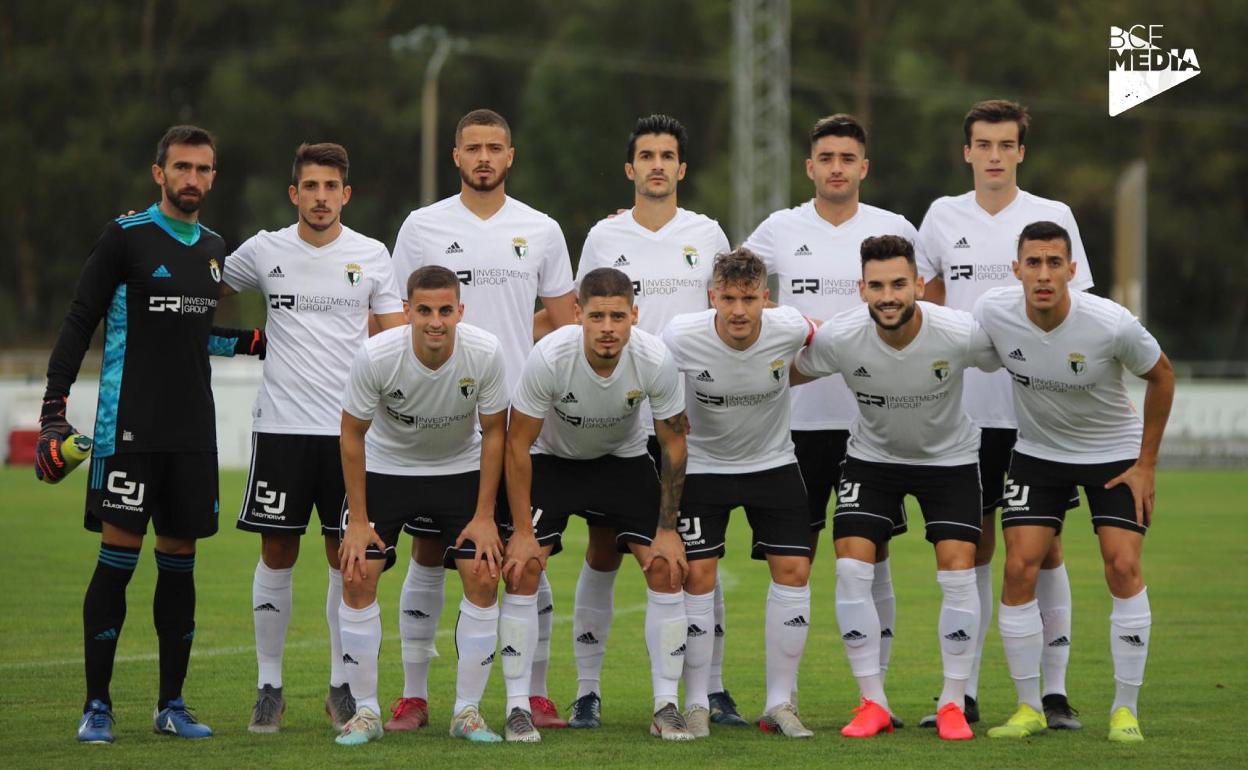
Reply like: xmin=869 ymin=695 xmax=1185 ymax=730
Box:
xmin=45 ymin=204 xmax=231 ymax=457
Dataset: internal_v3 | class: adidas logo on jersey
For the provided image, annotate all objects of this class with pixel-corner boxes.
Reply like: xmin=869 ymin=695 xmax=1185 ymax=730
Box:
xmin=93 ymin=628 xmax=119 ymax=641
xmin=794 ymin=244 xmax=812 ymax=255
xmin=944 ymin=629 xmax=971 ymax=642
xmin=253 ymin=602 xmax=280 ymax=613
xmin=539 ymin=604 xmax=553 ymax=616
xmin=1009 ymin=348 xmax=1027 ymax=361
xmin=954 ymin=237 xmax=971 ymax=248
xmin=500 ymin=645 xmax=521 ymax=657
xmin=445 ymin=241 xmax=464 ymax=254
xmin=1119 ymin=634 xmax=1145 ymax=647
xmin=342 ymin=653 xmax=359 ymax=665
xmin=853 ymin=366 xmax=871 ymax=378
xmin=1048 ymin=635 xmax=1070 ymax=647
xmin=695 ymin=370 xmax=714 ymax=383
xmin=402 ymin=608 xmax=430 ymax=619
xmin=152 ymin=264 xmax=172 ymax=278
xmin=842 ymin=630 xmax=867 ymax=641
xmin=560 ymin=392 xmax=578 ymax=404
xmin=267 ymin=266 xmax=285 ymax=278
xmin=687 ymin=624 xmax=708 ymax=637
xmin=576 ymin=632 xmax=600 ymax=645
xmin=784 ymin=615 xmax=809 ymax=628
xmin=614 ymin=254 xmax=631 ymax=267
xmin=670 ymin=644 xmax=686 ymax=656
xmin=387 ymin=388 xmax=406 ymax=400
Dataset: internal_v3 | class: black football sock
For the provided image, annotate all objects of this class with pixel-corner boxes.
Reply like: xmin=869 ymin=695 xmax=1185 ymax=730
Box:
xmin=83 ymin=543 xmax=140 ymax=711
xmin=153 ymin=550 xmax=196 ymax=710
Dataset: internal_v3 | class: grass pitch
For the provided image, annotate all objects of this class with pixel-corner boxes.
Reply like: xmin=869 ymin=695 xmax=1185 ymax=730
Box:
xmin=1 ymin=466 xmax=1244 ymax=768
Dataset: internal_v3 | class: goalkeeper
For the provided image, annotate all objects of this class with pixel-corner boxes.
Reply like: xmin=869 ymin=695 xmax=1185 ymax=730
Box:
xmin=38 ymin=125 xmax=262 ymax=745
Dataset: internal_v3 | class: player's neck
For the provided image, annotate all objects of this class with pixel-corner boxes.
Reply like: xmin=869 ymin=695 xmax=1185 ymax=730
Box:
xmin=297 ymin=218 xmax=342 ymax=248
xmin=973 ymin=184 xmax=1019 ymax=216
xmin=714 ymin=315 xmax=762 ymax=351
xmin=631 ymin=195 xmax=678 ymax=232
xmin=813 ymin=196 xmax=858 ymax=227
xmin=158 ymin=198 xmax=198 ymax=224
xmin=411 ymin=330 xmax=455 ymax=370
xmin=1025 ymin=293 xmax=1072 ymax=332
xmin=875 ymin=303 xmax=923 ymax=350
xmin=458 ymin=186 xmax=507 ymax=220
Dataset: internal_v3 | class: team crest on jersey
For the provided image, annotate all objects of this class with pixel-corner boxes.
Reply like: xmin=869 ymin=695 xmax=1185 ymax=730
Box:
xmin=625 ymin=389 xmax=644 ymax=409
xmin=458 ymin=377 xmax=477 ymax=398
xmin=769 ymin=359 xmax=786 ymax=382
xmin=1068 ymin=352 xmax=1087 ymax=375
xmin=683 ymin=245 xmax=700 ymax=268
xmin=932 ymin=360 xmax=951 ymax=382
xmin=345 ymin=263 xmax=363 ymax=286
xmin=208 ymin=258 xmax=221 ymax=282
xmin=512 ymin=237 xmax=528 ymax=260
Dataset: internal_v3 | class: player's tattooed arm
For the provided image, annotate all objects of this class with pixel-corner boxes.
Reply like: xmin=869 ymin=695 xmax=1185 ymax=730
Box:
xmin=654 ymin=412 xmax=689 ymax=530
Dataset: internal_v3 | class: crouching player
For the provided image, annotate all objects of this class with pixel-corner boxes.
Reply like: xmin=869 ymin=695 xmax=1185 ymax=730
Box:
xmin=335 ymin=266 xmax=510 ymax=745
xmin=976 ymin=222 xmax=1174 ymax=742
xmin=503 ymin=267 xmax=695 ymax=741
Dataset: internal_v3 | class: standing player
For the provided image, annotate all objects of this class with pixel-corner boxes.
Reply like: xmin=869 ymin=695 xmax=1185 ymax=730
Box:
xmin=976 ymin=222 xmax=1173 ymax=742
xmin=662 ymin=249 xmax=817 ymax=739
xmin=222 ymin=143 xmax=406 ymax=732
xmin=38 ymin=126 xmax=263 ymax=743
xmin=564 ymin=115 xmax=737 ymax=729
xmin=503 ymin=267 xmax=695 ymax=741
xmin=743 ymin=114 xmax=919 ymax=716
xmin=335 ymin=266 xmax=511 ymax=745
xmin=794 ymin=235 xmax=999 ymax=741
xmin=389 ymin=108 xmax=577 ymax=730
xmin=916 ymin=100 xmax=1094 ymax=727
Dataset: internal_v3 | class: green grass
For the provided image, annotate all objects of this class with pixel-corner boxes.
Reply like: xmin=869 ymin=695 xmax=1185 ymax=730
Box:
xmin=2 ymin=467 xmax=1244 ymax=768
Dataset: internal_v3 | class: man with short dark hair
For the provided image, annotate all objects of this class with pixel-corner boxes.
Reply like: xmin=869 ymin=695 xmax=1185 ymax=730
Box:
xmin=916 ymin=100 xmax=1095 ymax=728
xmin=794 ymin=235 xmax=999 ymax=742
xmin=389 ymin=108 xmax=577 ymax=731
xmin=975 ymin=221 xmax=1173 ymax=743
xmin=39 ymin=125 xmax=263 ymax=743
xmin=221 ymin=142 xmax=406 ymax=733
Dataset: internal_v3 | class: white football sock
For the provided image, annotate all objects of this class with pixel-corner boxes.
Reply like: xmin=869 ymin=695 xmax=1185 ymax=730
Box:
xmin=1037 ymin=563 xmax=1073 ymax=697
xmin=1110 ymin=587 xmax=1150 ymax=716
xmin=399 ymin=559 xmax=444 ymax=699
xmin=872 ymin=558 xmax=896 ymax=683
xmin=682 ymin=589 xmax=715 ymax=710
xmin=646 ymin=589 xmax=686 ymax=712
xmin=573 ymin=562 xmax=617 ymax=699
xmin=530 ymin=572 xmax=554 ymax=698
xmin=338 ymin=600 xmax=382 ymax=714
xmin=998 ymin=599 xmax=1044 ymax=711
xmin=326 ymin=568 xmax=346 ymax=687
xmin=500 ymin=591 xmax=538 ymax=714
xmin=253 ymin=560 xmax=292 ymax=688
xmin=764 ymin=581 xmax=810 ymax=711
xmin=965 ymin=563 xmax=993 ymax=699
xmin=454 ymin=598 xmax=499 ymax=715
xmin=836 ymin=558 xmax=887 ymax=708
xmin=936 ymin=568 xmax=979 ymax=709
xmin=708 ymin=577 xmax=726 ymax=693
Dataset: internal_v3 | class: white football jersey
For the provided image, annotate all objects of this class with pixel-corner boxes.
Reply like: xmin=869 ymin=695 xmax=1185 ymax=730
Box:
xmin=392 ymin=195 xmax=575 ymax=391
xmin=973 ymin=287 xmax=1161 ymax=464
xmin=224 ymin=224 xmax=404 ymax=435
xmin=663 ymin=306 xmax=815 ymax=474
xmin=796 ymin=302 xmax=1000 ymax=466
xmin=511 ymin=325 xmax=684 ymax=460
xmin=917 ymin=190 xmax=1094 ymax=429
xmin=576 ymin=207 xmax=727 ymax=433
xmin=744 ymin=200 xmax=922 ymax=430
xmin=341 ymin=323 xmax=509 ymax=476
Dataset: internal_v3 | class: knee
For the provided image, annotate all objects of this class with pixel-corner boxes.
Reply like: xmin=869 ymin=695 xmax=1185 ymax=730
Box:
xmin=1003 ymin=553 xmax=1040 ymax=589
xmin=585 ymin=529 xmax=624 ymax=571
xmin=506 ymin=559 xmax=544 ymax=595
xmin=1041 ymin=537 xmax=1064 ymax=569
xmin=770 ymin=557 xmax=810 ymax=587
xmin=1104 ymin=552 xmax=1141 ymax=593
xmin=684 ymin=560 xmax=717 ymax=594
xmin=413 ymin=536 xmax=444 ymax=567
xmin=342 ymin=575 xmax=378 ymax=608
xmin=975 ymin=523 xmax=996 ymax=565
xmin=462 ymin=573 xmax=499 ymax=608
xmin=262 ymin=535 xmax=300 ymax=569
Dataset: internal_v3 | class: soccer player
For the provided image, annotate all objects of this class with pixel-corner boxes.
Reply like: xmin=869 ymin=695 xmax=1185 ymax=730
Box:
xmin=335 ymin=265 xmax=511 ymax=745
xmin=503 ymin=267 xmax=695 ymax=741
xmin=793 ymin=235 xmax=1000 ymax=741
xmin=662 ymin=249 xmax=817 ymax=739
xmin=743 ymin=114 xmax=920 ymax=718
xmin=564 ymin=114 xmax=738 ymax=729
xmin=38 ymin=126 xmax=263 ymax=743
xmin=221 ymin=143 xmax=406 ymax=732
xmin=916 ymin=99 xmax=1094 ymax=728
xmin=389 ymin=108 xmax=577 ymax=730
xmin=975 ymin=222 xmax=1173 ymax=742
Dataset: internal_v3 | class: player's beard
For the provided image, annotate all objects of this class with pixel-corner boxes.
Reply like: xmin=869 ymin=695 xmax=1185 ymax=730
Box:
xmin=165 ymin=182 xmax=203 ymax=214
xmin=638 ymin=174 xmax=674 ymax=201
xmin=302 ymin=207 xmax=338 ymax=232
xmin=459 ymin=164 xmax=508 ymax=192
xmin=868 ymin=300 xmax=916 ymax=331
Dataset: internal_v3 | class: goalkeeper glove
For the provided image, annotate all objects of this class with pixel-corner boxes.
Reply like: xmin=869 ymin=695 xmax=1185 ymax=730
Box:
xmin=35 ymin=396 xmax=79 ymax=483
